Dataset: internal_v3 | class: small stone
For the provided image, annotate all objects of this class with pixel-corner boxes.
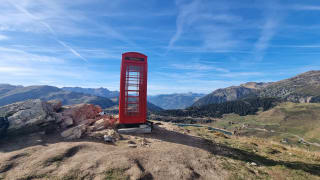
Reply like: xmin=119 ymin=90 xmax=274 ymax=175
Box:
xmin=104 ymin=135 xmax=113 ymax=142
xmin=139 ymin=138 xmax=149 ymax=146
xmin=250 ymin=162 xmax=257 ymax=166
xmin=128 ymin=144 xmax=137 ymax=148
xmin=128 ymin=140 xmax=136 ymax=144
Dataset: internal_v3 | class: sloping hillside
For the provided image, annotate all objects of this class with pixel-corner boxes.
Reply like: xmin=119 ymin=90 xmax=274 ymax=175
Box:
xmin=259 ymin=70 xmax=320 ymax=102
xmin=157 ymin=97 xmax=279 ymax=118
xmin=193 ymin=71 xmax=320 ymax=107
xmin=0 ymin=85 xmax=115 ymax=108
xmin=148 ymin=93 xmax=205 ymax=109
xmin=211 ymin=102 xmax=320 ymax=149
xmin=192 ymin=82 xmax=270 ymax=107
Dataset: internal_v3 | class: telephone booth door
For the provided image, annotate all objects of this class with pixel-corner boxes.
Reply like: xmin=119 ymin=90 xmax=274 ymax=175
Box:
xmin=119 ymin=52 xmax=148 ymax=125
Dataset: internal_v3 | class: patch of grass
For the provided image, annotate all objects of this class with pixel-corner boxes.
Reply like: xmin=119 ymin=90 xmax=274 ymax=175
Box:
xmin=185 ymin=125 xmax=320 ymax=180
xmin=44 ymin=145 xmax=83 ymax=166
xmin=221 ymin=160 xmax=237 ymax=171
xmin=104 ymin=168 xmax=129 ymax=180
xmin=16 ymin=174 xmax=48 ymax=180
xmin=210 ymin=102 xmax=320 ymax=151
xmin=44 ymin=154 xmax=65 ymax=166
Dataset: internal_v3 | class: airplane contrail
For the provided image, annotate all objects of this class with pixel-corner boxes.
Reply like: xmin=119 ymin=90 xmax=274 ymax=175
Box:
xmin=8 ymin=1 xmax=88 ymax=63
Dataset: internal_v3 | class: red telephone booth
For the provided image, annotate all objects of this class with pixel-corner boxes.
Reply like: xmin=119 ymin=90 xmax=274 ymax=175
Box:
xmin=119 ymin=52 xmax=148 ymax=126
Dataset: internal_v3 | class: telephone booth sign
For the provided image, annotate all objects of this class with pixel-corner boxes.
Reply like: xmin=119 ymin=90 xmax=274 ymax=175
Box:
xmin=119 ymin=52 xmax=148 ymax=125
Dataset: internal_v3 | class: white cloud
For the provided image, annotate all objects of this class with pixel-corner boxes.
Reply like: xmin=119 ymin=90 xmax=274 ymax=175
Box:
xmin=0 ymin=47 xmax=64 ymax=63
xmin=254 ymin=18 xmax=278 ymax=61
xmin=0 ymin=34 xmax=8 ymax=40
xmin=253 ymin=1 xmax=282 ymax=61
xmin=0 ymin=66 xmax=34 ymax=76
xmin=291 ymin=5 xmax=320 ymax=11
xmin=170 ymin=63 xmax=230 ymax=72
xmin=6 ymin=1 xmax=88 ymax=63
xmin=167 ymin=0 xmax=245 ymax=53
xmin=219 ymin=72 xmax=264 ymax=78
xmin=168 ymin=0 xmax=200 ymax=50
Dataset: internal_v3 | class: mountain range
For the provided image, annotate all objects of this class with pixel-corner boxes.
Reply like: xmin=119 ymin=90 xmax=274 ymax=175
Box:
xmin=61 ymin=87 xmax=162 ymax=111
xmin=0 ymin=84 xmax=163 ymax=112
xmin=1 ymin=70 xmax=319 ymax=112
xmin=192 ymin=70 xmax=320 ymax=107
xmin=61 ymin=87 xmax=204 ymax=110
xmin=148 ymin=93 xmax=205 ymax=109
xmin=0 ymin=84 xmax=115 ymax=108
xmin=62 ymin=87 xmax=119 ymax=99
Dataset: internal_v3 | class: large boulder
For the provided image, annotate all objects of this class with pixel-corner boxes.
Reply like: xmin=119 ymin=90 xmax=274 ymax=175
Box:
xmin=60 ymin=104 xmax=102 ymax=127
xmin=60 ymin=124 xmax=87 ymax=140
xmin=0 ymin=99 xmax=60 ymax=135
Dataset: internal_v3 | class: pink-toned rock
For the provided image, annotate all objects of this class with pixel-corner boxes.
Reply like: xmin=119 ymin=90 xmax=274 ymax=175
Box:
xmin=61 ymin=104 xmax=102 ymax=126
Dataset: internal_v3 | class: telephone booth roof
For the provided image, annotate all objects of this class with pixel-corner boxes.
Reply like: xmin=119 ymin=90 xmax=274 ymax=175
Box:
xmin=122 ymin=52 xmax=147 ymax=63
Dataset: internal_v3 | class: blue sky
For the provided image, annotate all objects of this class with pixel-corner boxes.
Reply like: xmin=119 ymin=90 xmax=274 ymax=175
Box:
xmin=0 ymin=0 xmax=320 ymax=95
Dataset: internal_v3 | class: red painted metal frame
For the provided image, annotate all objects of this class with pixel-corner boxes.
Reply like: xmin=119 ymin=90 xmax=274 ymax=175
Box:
xmin=119 ymin=52 xmax=148 ymax=125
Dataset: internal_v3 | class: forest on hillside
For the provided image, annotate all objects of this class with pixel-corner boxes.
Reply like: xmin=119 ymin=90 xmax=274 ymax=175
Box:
xmin=156 ymin=97 xmax=280 ymax=118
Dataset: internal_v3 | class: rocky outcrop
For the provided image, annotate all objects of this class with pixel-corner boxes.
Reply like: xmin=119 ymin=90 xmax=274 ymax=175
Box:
xmin=0 ymin=117 xmax=9 ymax=137
xmin=0 ymin=99 xmax=119 ymax=141
xmin=62 ymin=104 xmax=102 ymax=125
xmin=192 ymin=86 xmax=259 ymax=107
xmin=60 ymin=115 xmax=118 ymax=140
xmin=60 ymin=124 xmax=87 ymax=140
xmin=258 ymin=71 xmax=320 ymax=102
xmin=0 ymin=99 xmax=61 ymax=135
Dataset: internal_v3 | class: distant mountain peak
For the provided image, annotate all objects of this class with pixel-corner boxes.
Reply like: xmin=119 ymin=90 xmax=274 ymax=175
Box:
xmin=193 ymin=70 xmax=320 ymax=107
xmin=240 ymin=82 xmax=272 ymax=89
xmin=148 ymin=93 xmax=206 ymax=109
xmin=61 ymin=87 xmax=119 ymax=99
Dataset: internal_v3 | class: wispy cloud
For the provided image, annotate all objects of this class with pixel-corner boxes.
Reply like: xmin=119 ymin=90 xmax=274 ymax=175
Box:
xmin=271 ymin=44 xmax=320 ymax=48
xmin=254 ymin=18 xmax=278 ymax=61
xmin=167 ymin=0 xmax=245 ymax=53
xmin=253 ymin=1 xmax=282 ymax=61
xmin=0 ymin=34 xmax=8 ymax=40
xmin=56 ymin=40 xmax=88 ymax=62
xmin=171 ymin=63 xmax=230 ymax=72
xmin=0 ymin=47 xmax=64 ymax=63
xmin=0 ymin=66 xmax=34 ymax=76
xmin=291 ymin=5 xmax=320 ymax=11
xmin=7 ymin=0 xmax=88 ymax=62
xmin=168 ymin=0 xmax=200 ymax=50
xmin=219 ymin=72 xmax=264 ymax=78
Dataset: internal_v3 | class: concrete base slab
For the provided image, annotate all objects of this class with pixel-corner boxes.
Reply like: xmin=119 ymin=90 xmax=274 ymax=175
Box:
xmin=118 ymin=127 xmax=152 ymax=134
